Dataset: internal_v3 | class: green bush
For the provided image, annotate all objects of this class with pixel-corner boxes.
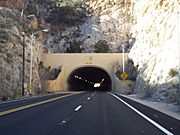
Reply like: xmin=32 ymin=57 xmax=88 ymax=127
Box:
xmin=68 ymin=40 xmax=82 ymax=53
xmin=74 ymin=1 xmax=83 ymax=8
xmin=47 ymin=0 xmax=82 ymax=8
xmin=95 ymin=40 xmax=110 ymax=53
xmin=27 ymin=4 xmax=38 ymax=15
xmin=0 ymin=31 xmax=9 ymax=42
xmin=45 ymin=0 xmax=86 ymax=27
xmin=172 ymin=83 xmax=179 ymax=89
xmin=169 ymin=68 xmax=178 ymax=77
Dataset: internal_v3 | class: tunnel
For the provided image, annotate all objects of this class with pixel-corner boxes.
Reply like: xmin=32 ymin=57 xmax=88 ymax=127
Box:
xmin=67 ymin=66 xmax=112 ymax=91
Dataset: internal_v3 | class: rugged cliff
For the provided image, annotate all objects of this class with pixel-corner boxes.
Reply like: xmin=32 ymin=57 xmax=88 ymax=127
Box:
xmin=0 ymin=7 xmax=45 ymax=100
xmin=129 ymin=0 xmax=179 ymax=103
xmin=43 ymin=0 xmax=134 ymax=53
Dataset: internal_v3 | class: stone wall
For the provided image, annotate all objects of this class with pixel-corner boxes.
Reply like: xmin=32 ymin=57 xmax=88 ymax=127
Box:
xmin=43 ymin=66 xmax=65 ymax=92
xmin=42 ymin=53 xmax=129 ymax=91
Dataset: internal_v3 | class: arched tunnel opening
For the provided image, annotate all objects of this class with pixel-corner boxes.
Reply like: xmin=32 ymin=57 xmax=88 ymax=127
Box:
xmin=67 ymin=67 xmax=112 ymax=91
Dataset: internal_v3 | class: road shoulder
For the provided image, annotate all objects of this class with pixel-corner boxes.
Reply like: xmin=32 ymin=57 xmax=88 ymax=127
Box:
xmin=118 ymin=93 xmax=180 ymax=120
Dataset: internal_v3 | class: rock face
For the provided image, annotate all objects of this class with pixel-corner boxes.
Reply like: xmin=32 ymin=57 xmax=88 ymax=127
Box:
xmin=0 ymin=0 xmax=25 ymax=9
xmin=129 ymin=0 xmax=179 ymax=102
xmin=44 ymin=0 xmax=133 ymax=53
xmin=0 ymin=7 xmax=43 ymax=100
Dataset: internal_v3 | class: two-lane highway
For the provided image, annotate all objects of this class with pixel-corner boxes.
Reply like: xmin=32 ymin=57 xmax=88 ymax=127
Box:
xmin=0 ymin=92 xmax=179 ymax=135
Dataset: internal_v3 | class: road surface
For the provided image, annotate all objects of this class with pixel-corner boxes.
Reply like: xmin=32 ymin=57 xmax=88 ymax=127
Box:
xmin=0 ymin=92 xmax=179 ymax=135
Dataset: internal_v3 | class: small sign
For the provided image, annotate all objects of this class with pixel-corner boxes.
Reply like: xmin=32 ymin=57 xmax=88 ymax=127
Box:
xmin=85 ymin=61 xmax=92 ymax=64
xmin=27 ymin=83 xmax=32 ymax=93
xmin=120 ymin=72 xmax=128 ymax=79
xmin=85 ymin=56 xmax=93 ymax=64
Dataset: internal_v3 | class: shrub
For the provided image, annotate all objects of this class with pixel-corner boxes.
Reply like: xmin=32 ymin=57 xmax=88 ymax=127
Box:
xmin=45 ymin=0 xmax=86 ymax=27
xmin=169 ymin=68 xmax=178 ymax=77
xmin=0 ymin=31 xmax=9 ymax=42
xmin=172 ymin=82 xmax=179 ymax=89
xmin=68 ymin=40 xmax=82 ymax=53
xmin=27 ymin=4 xmax=38 ymax=15
xmin=95 ymin=40 xmax=110 ymax=53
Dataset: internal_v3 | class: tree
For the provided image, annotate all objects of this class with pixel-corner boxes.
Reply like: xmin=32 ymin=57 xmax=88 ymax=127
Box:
xmin=44 ymin=0 xmax=86 ymax=27
xmin=27 ymin=4 xmax=38 ymax=15
xmin=95 ymin=40 xmax=110 ymax=53
xmin=68 ymin=40 xmax=82 ymax=53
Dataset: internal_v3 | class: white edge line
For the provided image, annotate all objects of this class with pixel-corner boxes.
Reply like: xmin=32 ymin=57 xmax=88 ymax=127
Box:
xmin=74 ymin=105 xmax=82 ymax=111
xmin=108 ymin=92 xmax=174 ymax=135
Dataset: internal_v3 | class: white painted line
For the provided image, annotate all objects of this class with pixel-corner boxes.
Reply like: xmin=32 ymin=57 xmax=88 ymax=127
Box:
xmin=59 ymin=120 xmax=67 ymax=125
xmin=91 ymin=92 xmax=96 ymax=96
xmin=108 ymin=92 xmax=174 ymax=135
xmin=74 ymin=105 xmax=82 ymax=111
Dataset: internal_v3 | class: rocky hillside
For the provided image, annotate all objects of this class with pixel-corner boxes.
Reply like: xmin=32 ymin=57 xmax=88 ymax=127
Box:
xmin=43 ymin=0 xmax=134 ymax=53
xmin=0 ymin=6 xmax=47 ymax=100
xmin=0 ymin=8 xmax=23 ymax=100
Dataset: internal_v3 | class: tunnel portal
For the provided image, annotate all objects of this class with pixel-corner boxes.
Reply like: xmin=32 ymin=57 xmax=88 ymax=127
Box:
xmin=67 ymin=66 xmax=112 ymax=91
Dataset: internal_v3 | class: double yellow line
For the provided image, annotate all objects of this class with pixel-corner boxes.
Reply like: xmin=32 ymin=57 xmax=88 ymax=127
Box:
xmin=0 ymin=93 xmax=78 ymax=117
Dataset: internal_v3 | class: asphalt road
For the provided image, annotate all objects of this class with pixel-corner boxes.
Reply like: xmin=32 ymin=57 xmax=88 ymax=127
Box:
xmin=0 ymin=92 xmax=179 ymax=135
xmin=0 ymin=93 xmax=70 ymax=112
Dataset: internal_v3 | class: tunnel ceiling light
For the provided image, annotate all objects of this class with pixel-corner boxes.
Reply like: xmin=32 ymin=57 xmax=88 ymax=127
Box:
xmin=100 ymin=78 xmax=105 ymax=84
xmin=74 ymin=75 xmax=104 ymax=87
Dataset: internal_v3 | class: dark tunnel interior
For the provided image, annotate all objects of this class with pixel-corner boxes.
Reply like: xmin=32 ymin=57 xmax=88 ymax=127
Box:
xmin=67 ymin=67 xmax=112 ymax=91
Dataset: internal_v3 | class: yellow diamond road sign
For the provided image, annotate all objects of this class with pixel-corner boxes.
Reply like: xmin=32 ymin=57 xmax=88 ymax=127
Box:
xmin=120 ymin=72 xmax=128 ymax=79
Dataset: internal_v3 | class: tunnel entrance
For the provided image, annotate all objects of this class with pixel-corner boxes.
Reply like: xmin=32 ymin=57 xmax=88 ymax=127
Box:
xmin=67 ymin=66 xmax=112 ymax=91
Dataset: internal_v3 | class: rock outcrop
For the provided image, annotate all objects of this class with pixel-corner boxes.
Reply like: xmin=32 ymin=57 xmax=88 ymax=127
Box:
xmin=0 ymin=7 xmax=44 ymax=100
xmin=44 ymin=0 xmax=134 ymax=53
xmin=0 ymin=0 xmax=25 ymax=9
xmin=129 ymin=0 xmax=179 ymax=103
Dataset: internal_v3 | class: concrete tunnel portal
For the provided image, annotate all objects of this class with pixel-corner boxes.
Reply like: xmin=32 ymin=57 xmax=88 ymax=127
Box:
xmin=67 ymin=66 xmax=112 ymax=91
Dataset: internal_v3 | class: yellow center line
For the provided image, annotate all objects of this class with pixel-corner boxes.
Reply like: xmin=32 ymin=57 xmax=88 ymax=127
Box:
xmin=0 ymin=93 xmax=80 ymax=117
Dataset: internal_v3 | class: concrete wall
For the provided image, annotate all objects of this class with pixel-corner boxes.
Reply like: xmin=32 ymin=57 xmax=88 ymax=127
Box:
xmin=113 ymin=66 xmax=135 ymax=94
xmin=42 ymin=53 xmax=129 ymax=92
xmin=43 ymin=66 xmax=66 ymax=92
xmin=114 ymin=78 xmax=135 ymax=94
